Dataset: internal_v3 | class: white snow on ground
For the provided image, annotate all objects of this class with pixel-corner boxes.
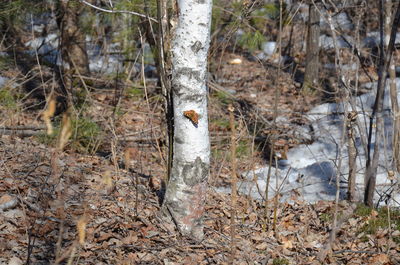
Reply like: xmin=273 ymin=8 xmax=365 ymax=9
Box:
xmin=25 ymin=34 xmax=127 ymax=74
xmin=0 ymin=76 xmax=9 ymax=88
xmin=25 ymin=33 xmax=62 ymax=65
xmin=236 ymin=80 xmax=400 ymax=206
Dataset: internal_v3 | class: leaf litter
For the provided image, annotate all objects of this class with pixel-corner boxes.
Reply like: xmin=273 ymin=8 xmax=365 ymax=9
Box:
xmin=0 ymin=53 xmax=399 ymax=265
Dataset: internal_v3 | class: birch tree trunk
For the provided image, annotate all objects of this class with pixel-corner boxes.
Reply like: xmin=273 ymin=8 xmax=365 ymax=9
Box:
xmin=161 ymin=0 xmax=212 ymax=241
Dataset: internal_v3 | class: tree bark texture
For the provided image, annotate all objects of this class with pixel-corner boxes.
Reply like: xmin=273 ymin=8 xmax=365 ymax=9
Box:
xmin=303 ymin=1 xmax=320 ymax=92
xmin=161 ymin=0 xmax=212 ymax=240
xmin=347 ymin=112 xmax=357 ymax=202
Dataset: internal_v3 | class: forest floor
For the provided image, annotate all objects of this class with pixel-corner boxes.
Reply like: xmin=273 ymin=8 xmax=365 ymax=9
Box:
xmin=1 ymin=52 xmax=400 ymax=265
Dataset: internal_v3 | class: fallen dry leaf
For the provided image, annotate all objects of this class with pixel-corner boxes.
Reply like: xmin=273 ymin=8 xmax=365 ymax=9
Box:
xmin=255 ymin=242 xmax=268 ymax=250
xmin=280 ymin=236 xmax=294 ymax=249
xmin=0 ymin=194 xmax=18 ymax=211
xmin=368 ymin=253 xmax=390 ymax=265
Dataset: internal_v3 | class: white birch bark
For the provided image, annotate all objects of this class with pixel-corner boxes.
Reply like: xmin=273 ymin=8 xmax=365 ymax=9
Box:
xmin=161 ymin=0 xmax=212 ymax=240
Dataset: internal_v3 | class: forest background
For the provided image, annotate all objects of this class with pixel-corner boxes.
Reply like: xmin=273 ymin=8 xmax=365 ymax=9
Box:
xmin=0 ymin=0 xmax=400 ymax=264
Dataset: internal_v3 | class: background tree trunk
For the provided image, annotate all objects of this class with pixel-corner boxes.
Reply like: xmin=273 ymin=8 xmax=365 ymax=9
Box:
xmin=161 ymin=0 xmax=212 ymax=241
xmin=365 ymin=0 xmax=400 ymax=207
xmin=347 ymin=112 xmax=357 ymax=202
xmin=57 ymin=0 xmax=90 ymax=94
xmin=303 ymin=1 xmax=320 ymax=93
xmin=385 ymin=0 xmax=400 ymax=173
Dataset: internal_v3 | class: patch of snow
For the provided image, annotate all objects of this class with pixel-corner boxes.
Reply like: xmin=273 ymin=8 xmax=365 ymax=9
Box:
xmin=324 ymin=63 xmax=357 ymax=71
xmin=231 ymin=78 xmax=400 ymax=206
xmin=257 ymin=41 xmax=291 ymax=63
xmin=320 ymin=11 xmax=354 ymax=31
xmin=25 ymin=34 xmax=61 ymax=65
xmin=362 ymin=32 xmax=400 ymax=48
xmin=0 ymin=76 xmax=9 ymax=88
xmin=225 ymin=88 xmax=237 ymax=95
xmin=262 ymin=42 xmax=276 ymax=56
xmin=320 ymin=35 xmax=352 ymax=49
xmin=255 ymin=52 xmax=267 ymax=61
xmin=89 ymin=55 xmax=122 ymax=74
xmin=235 ymin=29 xmax=245 ymax=39
xmin=24 ymin=34 xmax=151 ymax=75
xmin=25 ymin=33 xmax=59 ymax=52
xmin=32 ymin=24 xmax=45 ymax=33
xmin=239 ymin=161 xmax=339 ymax=203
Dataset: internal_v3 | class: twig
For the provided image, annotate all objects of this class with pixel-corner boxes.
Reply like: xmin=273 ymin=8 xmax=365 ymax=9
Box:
xmin=0 ymin=126 xmax=46 ymax=130
xmin=264 ymin=0 xmax=284 ymax=231
xmin=333 ymin=250 xmax=382 ymax=255
xmin=78 ymin=0 xmax=157 ymax=22
xmin=0 ymin=129 xmax=44 ymax=137
xmin=55 ymin=221 xmax=64 ymax=261
xmin=54 ymin=241 xmax=78 ymax=265
xmin=272 ymin=158 xmax=279 ymax=234
xmin=228 ymin=104 xmax=237 ymax=264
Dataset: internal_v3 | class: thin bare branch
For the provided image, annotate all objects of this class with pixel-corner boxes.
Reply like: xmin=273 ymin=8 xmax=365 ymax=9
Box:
xmin=79 ymin=0 xmax=157 ymax=22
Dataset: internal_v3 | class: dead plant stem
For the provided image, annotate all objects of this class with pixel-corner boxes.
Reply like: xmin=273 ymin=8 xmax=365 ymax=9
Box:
xmin=265 ymin=0 xmax=284 ymax=232
xmin=228 ymin=104 xmax=237 ymax=264
xmin=273 ymin=158 xmax=279 ymax=234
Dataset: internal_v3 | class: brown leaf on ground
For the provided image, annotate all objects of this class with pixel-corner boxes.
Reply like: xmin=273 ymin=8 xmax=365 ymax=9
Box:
xmin=368 ymin=253 xmax=391 ymax=265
